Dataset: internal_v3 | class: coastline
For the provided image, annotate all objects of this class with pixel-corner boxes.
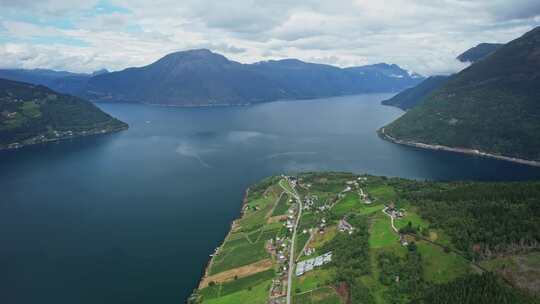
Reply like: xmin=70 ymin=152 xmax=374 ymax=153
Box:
xmin=195 ymin=187 xmax=251 ymax=290
xmin=96 ymin=92 xmax=398 ymax=109
xmin=0 ymin=124 xmax=128 ymax=152
xmin=379 ymin=127 xmax=540 ymax=168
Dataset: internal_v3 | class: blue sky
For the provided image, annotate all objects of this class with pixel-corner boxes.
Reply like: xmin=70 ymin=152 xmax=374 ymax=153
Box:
xmin=0 ymin=0 xmax=539 ymax=74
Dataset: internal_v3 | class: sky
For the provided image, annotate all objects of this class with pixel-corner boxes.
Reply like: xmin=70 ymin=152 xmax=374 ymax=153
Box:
xmin=0 ymin=0 xmax=539 ymax=76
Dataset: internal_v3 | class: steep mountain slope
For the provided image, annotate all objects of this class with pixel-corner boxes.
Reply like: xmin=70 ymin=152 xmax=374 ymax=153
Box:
xmin=382 ymin=26 xmax=540 ymax=163
xmin=83 ymin=49 xmax=424 ymax=106
xmin=381 ymin=42 xmax=505 ymax=111
xmin=457 ymin=43 xmax=503 ymax=63
xmin=0 ymin=78 xmax=127 ymax=150
xmin=381 ymin=76 xmax=449 ymax=110
xmin=0 ymin=69 xmax=92 ymax=96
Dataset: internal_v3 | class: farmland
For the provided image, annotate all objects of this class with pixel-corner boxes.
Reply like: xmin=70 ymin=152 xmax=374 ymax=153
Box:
xmin=190 ymin=173 xmax=540 ymax=304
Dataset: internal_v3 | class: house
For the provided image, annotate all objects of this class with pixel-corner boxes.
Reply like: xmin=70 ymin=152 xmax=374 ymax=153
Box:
xmin=399 ymin=234 xmax=409 ymax=247
xmin=338 ymin=218 xmax=354 ymax=233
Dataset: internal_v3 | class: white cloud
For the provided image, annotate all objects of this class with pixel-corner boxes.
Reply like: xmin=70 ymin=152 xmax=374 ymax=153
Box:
xmin=0 ymin=0 xmax=539 ymax=75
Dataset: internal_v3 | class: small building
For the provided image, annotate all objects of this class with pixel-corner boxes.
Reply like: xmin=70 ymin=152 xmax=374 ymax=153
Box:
xmin=338 ymin=218 xmax=354 ymax=234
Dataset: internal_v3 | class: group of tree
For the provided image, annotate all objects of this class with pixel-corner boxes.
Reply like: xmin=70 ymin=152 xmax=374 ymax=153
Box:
xmin=412 ymin=273 xmax=539 ymax=304
xmin=388 ymin=179 xmax=540 ymax=260
xmin=321 ymin=214 xmax=375 ymax=303
xmin=378 ymin=243 xmax=424 ymax=303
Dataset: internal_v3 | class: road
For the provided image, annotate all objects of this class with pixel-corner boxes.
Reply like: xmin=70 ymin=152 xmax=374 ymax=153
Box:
xmin=382 ymin=207 xmax=399 ymax=233
xmin=280 ymin=179 xmax=302 ymax=304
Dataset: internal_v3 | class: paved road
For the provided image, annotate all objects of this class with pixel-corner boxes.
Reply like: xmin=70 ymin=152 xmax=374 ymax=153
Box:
xmin=281 ymin=179 xmax=302 ymax=304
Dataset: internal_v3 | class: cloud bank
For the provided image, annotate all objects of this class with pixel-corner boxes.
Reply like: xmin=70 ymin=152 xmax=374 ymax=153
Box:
xmin=0 ymin=0 xmax=539 ymax=75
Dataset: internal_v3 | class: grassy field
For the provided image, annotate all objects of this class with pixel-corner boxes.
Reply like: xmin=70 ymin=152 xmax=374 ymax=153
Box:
xmin=209 ymin=231 xmax=272 ymax=275
xmin=369 ymin=213 xmax=399 ymax=249
xmin=332 ymin=192 xmax=362 ymax=217
xmin=209 ymin=183 xmax=284 ymax=275
xmin=394 ymin=209 xmax=428 ymax=231
xmin=417 ymin=241 xmax=470 ymax=283
xmin=366 ymin=185 xmax=397 ymax=202
xmin=279 ymin=179 xmax=296 ymax=196
xmin=272 ymin=193 xmax=290 ymax=216
xmin=200 ymin=270 xmax=275 ymax=301
xmin=293 ymin=287 xmax=343 ymax=304
xmin=202 ymin=279 xmax=272 ymax=304
xmin=294 ymin=269 xmax=335 ymax=293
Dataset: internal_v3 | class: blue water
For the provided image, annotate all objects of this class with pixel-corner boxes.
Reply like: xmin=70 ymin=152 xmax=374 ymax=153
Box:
xmin=1 ymin=94 xmax=540 ymax=304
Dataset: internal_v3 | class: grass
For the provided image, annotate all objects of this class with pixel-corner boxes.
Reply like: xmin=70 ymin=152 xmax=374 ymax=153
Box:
xmin=394 ymin=210 xmax=428 ymax=231
xmin=369 ymin=214 xmax=399 ymax=249
xmin=200 ymin=269 xmax=275 ymax=300
xmin=309 ymin=226 xmax=337 ymax=251
xmin=210 ymin=228 xmax=278 ymax=275
xmin=279 ymin=179 xmax=296 ymax=196
xmin=416 ymin=241 xmax=470 ymax=283
xmin=237 ymin=201 xmax=274 ymax=232
xmin=359 ymin=204 xmax=385 ymax=216
xmin=21 ymin=101 xmax=41 ymax=118
xmin=332 ymin=192 xmax=361 ymax=217
xmin=366 ymin=185 xmax=397 ymax=202
xmin=296 ymin=230 xmax=311 ymax=258
xmin=201 ymin=279 xmax=272 ymax=304
xmin=294 ymin=287 xmax=343 ymax=304
xmin=272 ymin=193 xmax=290 ymax=216
xmin=295 ymin=269 xmax=334 ymax=293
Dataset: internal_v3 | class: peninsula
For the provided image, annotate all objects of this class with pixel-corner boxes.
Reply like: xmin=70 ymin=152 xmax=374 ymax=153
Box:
xmin=0 ymin=78 xmax=127 ymax=151
xmin=189 ymin=173 xmax=540 ymax=304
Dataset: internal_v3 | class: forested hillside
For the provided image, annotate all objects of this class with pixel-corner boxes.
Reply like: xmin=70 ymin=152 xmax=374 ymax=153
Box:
xmin=0 ymin=78 xmax=127 ymax=149
xmin=381 ymin=76 xmax=449 ymax=110
xmin=383 ymin=26 xmax=540 ymax=162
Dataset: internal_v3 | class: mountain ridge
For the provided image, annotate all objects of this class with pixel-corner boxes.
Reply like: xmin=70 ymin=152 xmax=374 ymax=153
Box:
xmin=382 ymin=26 xmax=540 ymax=163
xmin=0 ymin=49 xmax=424 ymax=106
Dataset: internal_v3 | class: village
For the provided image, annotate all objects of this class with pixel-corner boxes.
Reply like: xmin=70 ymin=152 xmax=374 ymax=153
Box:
xmin=192 ymin=173 xmax=421 ymax=304
xmin=265 ymin=174 xmax=408 ymax=304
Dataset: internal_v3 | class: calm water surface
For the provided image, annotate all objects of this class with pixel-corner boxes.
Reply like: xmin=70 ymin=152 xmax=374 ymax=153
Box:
xmin=2 ymin=94 xmax=540 ymax=303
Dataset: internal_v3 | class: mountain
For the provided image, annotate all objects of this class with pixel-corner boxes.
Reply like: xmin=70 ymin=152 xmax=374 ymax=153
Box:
xmin=345 ymin=63 xmax=423 ymax=92
xmin=381 ymin=43 xmax=505 ymax=111
xmin=82 ymin=49 xmax=424 ymax=106
xmin=0 ymin=78 xmax=127 ymax=150
xmin=382 ymin=26 xmax=540 ymax=164
xmin=0 ymin=68 xmax=91 ymax=96
xmin=91 ymin=69 xmax=109 ymax=76
xmin=381 ymin=75 xmax=449 ymax=110
xmin=457 ymin=43 xmax=503 ymax=63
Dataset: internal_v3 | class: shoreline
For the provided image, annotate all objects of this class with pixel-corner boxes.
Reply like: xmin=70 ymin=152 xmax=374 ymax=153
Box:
xmin=0 ymin=125 xmax=128 ymax=152
xmin=93 ymin=92 xmax=399 ymax=109
xmin=378 ymin=128 xmax=540 ymax=168
xmin=195 ymin=187 xmax=251 ymax=290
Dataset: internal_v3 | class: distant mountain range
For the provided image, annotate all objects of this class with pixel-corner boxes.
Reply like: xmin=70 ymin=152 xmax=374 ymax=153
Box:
xmin=0 ymin=68 xmax=106 ymax=97
xmin=381 ymin=42 xmax=505 ymax=110
xmin=382 ymin=26 xmax=540 ymax=164
xmin=0 ymin=78 xmax=127 ymax=150
xmin=0 ymin=50 xmax=423 ymax=106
